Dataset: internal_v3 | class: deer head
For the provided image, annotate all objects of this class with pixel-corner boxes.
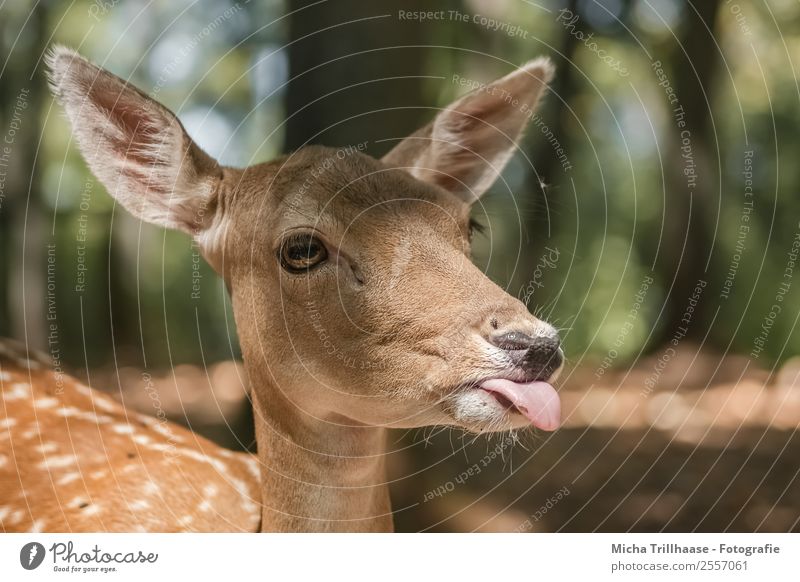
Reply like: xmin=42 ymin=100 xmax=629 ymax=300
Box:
xmin=47 ymin=46 xmax=562 ymax=531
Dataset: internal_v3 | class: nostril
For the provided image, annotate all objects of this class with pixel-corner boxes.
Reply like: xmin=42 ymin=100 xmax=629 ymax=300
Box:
xmin=490 ymin=331 xmax=535 ymax=351
xmin=529 ymin=335 xmax=561 ymax=356
xmin=489 ymin=330 xmax=563 ymax=380
xmin=524 ymin=336 xmax=563 ymax=380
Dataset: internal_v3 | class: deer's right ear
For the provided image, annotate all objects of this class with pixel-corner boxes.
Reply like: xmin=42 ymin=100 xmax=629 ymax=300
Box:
xmin=46 ymin=46 xmax=222 ymax=235
xmin=383 ymin=58 xmax=554 ymax=203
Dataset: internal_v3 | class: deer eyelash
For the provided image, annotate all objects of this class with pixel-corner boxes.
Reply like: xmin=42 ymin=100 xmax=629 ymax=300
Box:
xmin=469 ymin=218 xmax=486 ymax=238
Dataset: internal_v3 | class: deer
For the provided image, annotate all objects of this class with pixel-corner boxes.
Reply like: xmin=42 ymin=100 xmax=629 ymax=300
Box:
xmin=0 ymin=46 xmax=563 ymax=532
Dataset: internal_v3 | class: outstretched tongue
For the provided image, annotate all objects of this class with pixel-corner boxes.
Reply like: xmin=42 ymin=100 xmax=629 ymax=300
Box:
xmin=479 ymin=379 xmax=561 ymax=431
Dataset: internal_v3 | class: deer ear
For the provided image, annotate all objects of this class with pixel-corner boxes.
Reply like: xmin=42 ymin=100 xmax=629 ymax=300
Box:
xmin=383 ymin=58 xmax=554 ymax=203
xmin=46 ymin=46 xmax=222 ymax=234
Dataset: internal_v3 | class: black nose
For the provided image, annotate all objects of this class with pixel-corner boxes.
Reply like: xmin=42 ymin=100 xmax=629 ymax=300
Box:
xmin=491 ymin=331 xmax=562 ymax=381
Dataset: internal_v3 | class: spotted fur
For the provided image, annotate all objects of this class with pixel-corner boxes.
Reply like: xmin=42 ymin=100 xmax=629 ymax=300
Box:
xmin=0 ymin=339 xmax=260 ymax=532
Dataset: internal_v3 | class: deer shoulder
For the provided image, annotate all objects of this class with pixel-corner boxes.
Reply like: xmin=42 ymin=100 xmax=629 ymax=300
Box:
xmin=0 ymin=339 xmax=261 ymax=532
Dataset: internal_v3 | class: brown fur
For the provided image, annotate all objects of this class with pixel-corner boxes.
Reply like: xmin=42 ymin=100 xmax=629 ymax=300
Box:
xmin=0 ymin=47 xmax=559 ymax=532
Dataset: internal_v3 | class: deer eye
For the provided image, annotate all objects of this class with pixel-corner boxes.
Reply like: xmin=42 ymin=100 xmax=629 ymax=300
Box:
xmin=279 ymin=233 xmax=329 ymax=273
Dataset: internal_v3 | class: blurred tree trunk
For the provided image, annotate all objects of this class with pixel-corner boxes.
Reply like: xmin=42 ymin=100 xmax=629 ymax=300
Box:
xmin=1 ymin=4 xmax=47 ymax=349
xmin=518 ymin=0 xmax=579 ymax=297
xmin=285 ymin=0 xmax=436 ymax=155
xmin=654 ymin=0 xmax=722 ymax=345
xmin=0 ymin=32 xmax=11 ymax=337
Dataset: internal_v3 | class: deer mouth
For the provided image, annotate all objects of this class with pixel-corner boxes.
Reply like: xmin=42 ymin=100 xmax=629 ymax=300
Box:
xmin=477 ymin=378 xmax=561 ymax=431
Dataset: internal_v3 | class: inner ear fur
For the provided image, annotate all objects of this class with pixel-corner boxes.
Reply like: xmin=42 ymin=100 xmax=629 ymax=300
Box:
xmin=46 ymin=45 xmax=222 ymax=234
xmin=382 ymin=58 xmax=554 ymax=202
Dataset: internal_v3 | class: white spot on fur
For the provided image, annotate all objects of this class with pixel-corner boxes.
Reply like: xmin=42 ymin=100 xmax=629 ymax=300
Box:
xmin=0 ymin=371 xmax=10 ymax=381
xmin=198 ymin=500 xmax=212 ymax=512
xmin=130 ymin=499 xmax=150 ymax=511
xmin=21 ymin=426 xmax=40 ymax=439
xmin=152 ymin=422 xmax=182 ymax=441
xmin=231 ymin=476 xmax=254 ymax=497
xmin=112 ymin=424 xmax=135 ymax=435
xmin=178 ymin=515 xmax=194 ymax=526
xmin=230 ymin=476 xmax=259 ymax=515
xmin=242 ymin=456 xmax=261 ymax=481
xmin=74 ymin=384 xmax=93 ymax=396
xmin=0 ymin=454 xmax=7 ymax=467
xmin=143 ymin=481 xmax=160 ymax=495
xmin=37 ymin=442 xmax=59 ymax=454
xmin=90 ymin=470 xmax=107 ymax=480
xmin=174 ymin=448 xmax=227 ymax=473
xmin=0 ymin=418 xmax=16 ymax=429
xmin=202 ymin=484 xmax=218 ymax=498
xmin=9 ymin=510 xmax=24 ymax=524
xmin=92 ymin=397 xmax=119 ymax=413
xmin=83 ymin=504 xmax=101 ymax=516
xmin=56 ymin=406 xmax=113 ymax=424
xmin=28 ymin=519 xmax=45 ymax=533
xmin=132 ymin=434 xmax=152 ymax=446
xmin=242 ymin=499 xmax=259 ymax=516
xmin=38 ymin=454 xmax=77 ymax=470
xmin=3 ymin=383 xmax=28 ymax=400
xmin=0 ymin=506 xmax=10 ymax=521
xmin=57 ymin=472 xmax=81 ymax=486
xmin=34 ymin=397 xmax=59 ymax=408
xmin=56 ymin=406 xmax=81 ymax=417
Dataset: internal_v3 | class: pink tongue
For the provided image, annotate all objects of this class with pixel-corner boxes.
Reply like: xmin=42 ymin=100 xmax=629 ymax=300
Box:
xmin=479 ymin=379 xmax=561 ymax=431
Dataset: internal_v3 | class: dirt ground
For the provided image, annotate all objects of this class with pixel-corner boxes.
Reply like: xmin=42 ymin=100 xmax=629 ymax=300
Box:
xmin=389 ymin=426 xmax=800 ymax=532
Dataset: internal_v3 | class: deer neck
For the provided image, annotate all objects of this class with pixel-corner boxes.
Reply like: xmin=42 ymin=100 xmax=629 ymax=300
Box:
xmin=249 ymin=374 xmax=393 ymax=532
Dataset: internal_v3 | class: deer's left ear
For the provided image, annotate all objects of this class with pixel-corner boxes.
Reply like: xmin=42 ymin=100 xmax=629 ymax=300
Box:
xmin=383 ymin=58 xmax=554 ymax=203
xmin=46 ymin=45 xmax=222 ymax=235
